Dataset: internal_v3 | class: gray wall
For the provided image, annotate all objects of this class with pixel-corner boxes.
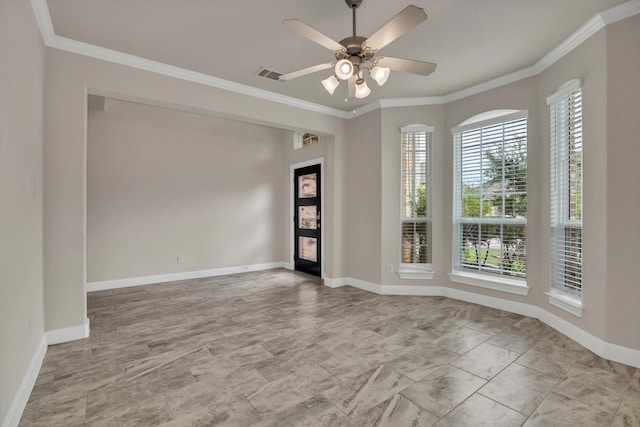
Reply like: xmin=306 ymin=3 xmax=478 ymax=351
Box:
xmin=345 ymin=110 xmax=383 ymax=284
xmin=88 ymin=99 xmax=286 ymax=282
xmin=605 ymin=16 xmax=640 ymax=350
xmin=0 ymin=0 xmax=46 ymax=422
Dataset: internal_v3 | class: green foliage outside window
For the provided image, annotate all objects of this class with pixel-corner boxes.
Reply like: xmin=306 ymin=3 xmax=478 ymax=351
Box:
xmin=461 ymin=137 xmax=527 ymax=277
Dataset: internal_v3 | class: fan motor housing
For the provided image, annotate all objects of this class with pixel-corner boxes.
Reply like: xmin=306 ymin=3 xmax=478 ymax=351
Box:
xmin=339 ymin=36 xmax=367 ymax=56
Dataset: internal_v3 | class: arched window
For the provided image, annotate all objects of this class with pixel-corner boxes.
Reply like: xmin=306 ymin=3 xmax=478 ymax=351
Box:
xmin=399 ymin=124 xmax=434 ymax=279
xmin=547 ymin=79 xmax=583 ymax=316
xmin=450 ymin=110 xmax=529 ymax=294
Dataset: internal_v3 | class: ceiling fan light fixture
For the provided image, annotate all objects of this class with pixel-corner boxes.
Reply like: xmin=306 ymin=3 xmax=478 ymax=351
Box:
xmin=281 ymin=2 xmax=435 ymax=102
xmin=321 ymin=75 xmax=340 ymax=94
xmin=335 ymin=59 xmax=354 ymax=80
xmin=370 ymin=65 xmax=390 ymax=86
xmin=355 ymin=78 xmax=371 ymax=98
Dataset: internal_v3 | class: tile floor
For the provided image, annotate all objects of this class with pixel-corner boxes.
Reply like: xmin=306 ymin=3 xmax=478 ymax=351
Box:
xmin=20 ymin=269 xmax=640 ymax=426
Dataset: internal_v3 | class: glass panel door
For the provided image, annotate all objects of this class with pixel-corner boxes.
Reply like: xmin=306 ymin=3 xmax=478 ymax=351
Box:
xmin=294 ymin=164 xmax=321 ymax=276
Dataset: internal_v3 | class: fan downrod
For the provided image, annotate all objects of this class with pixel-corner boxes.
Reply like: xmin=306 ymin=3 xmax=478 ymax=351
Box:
xmin=345 ymin=0 xmax=362 ymax=9
xmin=338 ymin=0 xmax=370 ymax=63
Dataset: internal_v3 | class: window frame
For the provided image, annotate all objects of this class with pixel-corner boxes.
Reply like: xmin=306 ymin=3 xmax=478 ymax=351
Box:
xmin=546 ymin=79 xmax=583 ymax=317
xmin=449 ymin=110 xmax=530 ymax=295
xmin=293 ymin=132 xmax=319 ymax=150
xmin=399 ymin=124 xmax=434 ymax=280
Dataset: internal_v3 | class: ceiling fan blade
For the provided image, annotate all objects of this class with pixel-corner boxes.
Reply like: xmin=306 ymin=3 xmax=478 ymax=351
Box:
xmin=376 ymin=57 xmax=436 ymax=76
xmin=362 ymin=5 xmax=427 ymax=52
xmin=283 ymin=19 xmax=345 ymax=52
xmin=278 ymin=62 xmax=334 ymax=81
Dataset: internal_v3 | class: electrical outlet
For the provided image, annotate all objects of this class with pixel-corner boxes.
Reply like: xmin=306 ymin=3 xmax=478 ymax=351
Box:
xmin=386 ymin=264 xmax=394 ymax=274
xmin=177 ymin=255 xmax=184 ymax=264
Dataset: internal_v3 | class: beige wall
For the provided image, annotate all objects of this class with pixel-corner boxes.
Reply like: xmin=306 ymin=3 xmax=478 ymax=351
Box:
xmin=0 ymin=0 xmax=46 ymax=422
xmin=345 ymin=110 xmax=383 ymax=284
xmin=605 ymin=15 xmax=640 ymax=350
xmin=44 ymin=48 xmax=348 ymax=331
xmin=88 ymin=99 xmax=286 ymax=282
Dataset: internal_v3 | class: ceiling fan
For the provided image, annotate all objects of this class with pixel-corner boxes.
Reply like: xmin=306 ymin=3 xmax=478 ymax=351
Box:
xmin=278 ymin=0 xmax=436 ymax=99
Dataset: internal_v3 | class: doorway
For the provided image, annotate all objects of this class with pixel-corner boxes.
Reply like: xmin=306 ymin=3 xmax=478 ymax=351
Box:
xmin=293 ymin=163 xmax=321 ymax=277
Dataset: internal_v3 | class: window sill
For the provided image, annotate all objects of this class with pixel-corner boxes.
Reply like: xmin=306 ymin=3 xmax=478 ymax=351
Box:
xmin=398 ymin=266 xmax=435 ymax=280
xmin=546 ymin=289 xmax=583 ymax=317
xmin=448 ymin=271 xmax=529 ymax=296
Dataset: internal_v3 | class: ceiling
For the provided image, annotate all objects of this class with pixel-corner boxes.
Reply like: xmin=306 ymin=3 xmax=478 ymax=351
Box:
xmin=46 ymin=0 xmax=626 ymax=111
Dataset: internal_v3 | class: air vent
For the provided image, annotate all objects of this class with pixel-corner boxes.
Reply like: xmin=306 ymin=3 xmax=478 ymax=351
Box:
xmin=255 ymin=67 xmax=282 ymax=81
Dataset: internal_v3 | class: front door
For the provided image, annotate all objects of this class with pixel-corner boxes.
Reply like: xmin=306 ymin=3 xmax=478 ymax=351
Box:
xmin=294 ymin=164 xmax=321 ymax=277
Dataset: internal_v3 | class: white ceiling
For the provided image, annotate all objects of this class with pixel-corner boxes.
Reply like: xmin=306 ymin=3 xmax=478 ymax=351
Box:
xmin=46 ymin=0 xmax=627 ymax=111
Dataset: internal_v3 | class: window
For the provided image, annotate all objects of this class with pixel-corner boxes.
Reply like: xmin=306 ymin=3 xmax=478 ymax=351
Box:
xmin=547 ymin=80 xmax=583 ymax=315
xmin=293 ymin=132 xmax=319 ymax=150
xmin=451 ymin=111 xmax=528 ymax=293
xmin=400 ymin=124 xmax=433 ymax=279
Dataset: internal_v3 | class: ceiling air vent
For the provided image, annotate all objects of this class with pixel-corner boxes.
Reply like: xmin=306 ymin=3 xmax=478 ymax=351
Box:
xmin=255 ymin=67 xmax=282 ymax=81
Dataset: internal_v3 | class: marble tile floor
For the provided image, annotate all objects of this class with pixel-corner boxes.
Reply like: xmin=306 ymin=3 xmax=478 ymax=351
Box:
xmin=20 ymin=269 xmax=640 ymax=426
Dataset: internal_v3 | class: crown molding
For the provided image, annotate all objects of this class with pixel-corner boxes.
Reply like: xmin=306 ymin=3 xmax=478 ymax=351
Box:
xmin=29 ymin=0 xmax=54 ymax=45
xmin=443 ymin=66 xmax=538 ymax=104
xmin=352 ymin=100 xmax=382 ymax=117
xmin=600 ymin=0 xmax=640 ymax=24
xmin=31 ymin=0 xmax=640 ymax=119
xmin=53 ymin=35 xmax=352 ymax=119
xmin=30 ymin=1 xmax=350 ymax=119
xmin=534 ymin=14 xmax=606 ymax=74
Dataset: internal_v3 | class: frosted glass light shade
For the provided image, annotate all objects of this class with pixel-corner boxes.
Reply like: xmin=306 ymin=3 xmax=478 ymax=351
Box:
xmin=370 ymin=66 xmax=390 ymax=86
xmin=355 ymin=79 xmax=371 ymax=98
xmin=321 ymin=75 xmax=340 ymax=94
xmin=335 ymin=59 xmax=354 ymax=80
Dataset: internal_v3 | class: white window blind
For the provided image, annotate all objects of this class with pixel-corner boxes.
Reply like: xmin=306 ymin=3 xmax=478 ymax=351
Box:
xmin=453 ymin=112 xmax=527 ymax=278
xmin=401 ymin=126 xmax=432 ymax=265
xmin=549 ymin=83 xmax=582 ymax=295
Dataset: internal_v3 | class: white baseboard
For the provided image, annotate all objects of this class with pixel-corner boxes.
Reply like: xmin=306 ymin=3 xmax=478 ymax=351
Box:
xmin=46 ymin=318 xmax=90 ymax=345
xmin=3 ymin=318 xmax=91 ymax=427
xmin=337 ymin=277 xmax=640 ymax=369
xmin=2 ymin=335 xmax=47 ymax=427
xmin=323 ymin=277 xmax=345 ymax=288
xmin=87 ymin=262 xmax=286 ymax=292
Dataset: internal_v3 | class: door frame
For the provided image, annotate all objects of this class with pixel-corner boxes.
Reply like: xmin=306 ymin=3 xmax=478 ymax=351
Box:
xmin=290 ymin=157 xmax=324 ymax=278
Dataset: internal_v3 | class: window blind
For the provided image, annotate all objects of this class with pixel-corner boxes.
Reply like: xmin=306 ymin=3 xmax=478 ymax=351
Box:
xmin=401 ymin=127 xmax=432 ymax=265
xmin=550 ymin=87 xmax=583 ymax=294
xmin=453 ymin=114 xmax=527 ymax=278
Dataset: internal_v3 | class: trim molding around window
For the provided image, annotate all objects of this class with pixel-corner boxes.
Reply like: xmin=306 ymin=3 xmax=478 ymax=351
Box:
xmin=399 ymin=124 xmax=434 ymax=279
xmin=451 ymin=110 xmax=529 ymax=294
xmin=449 ymin=271 xmax=530 ymax=296
xmin=546 ymin=288 xmax=583 ymax=317
xmin=547 ymin=79 xmax=583 ymax=316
